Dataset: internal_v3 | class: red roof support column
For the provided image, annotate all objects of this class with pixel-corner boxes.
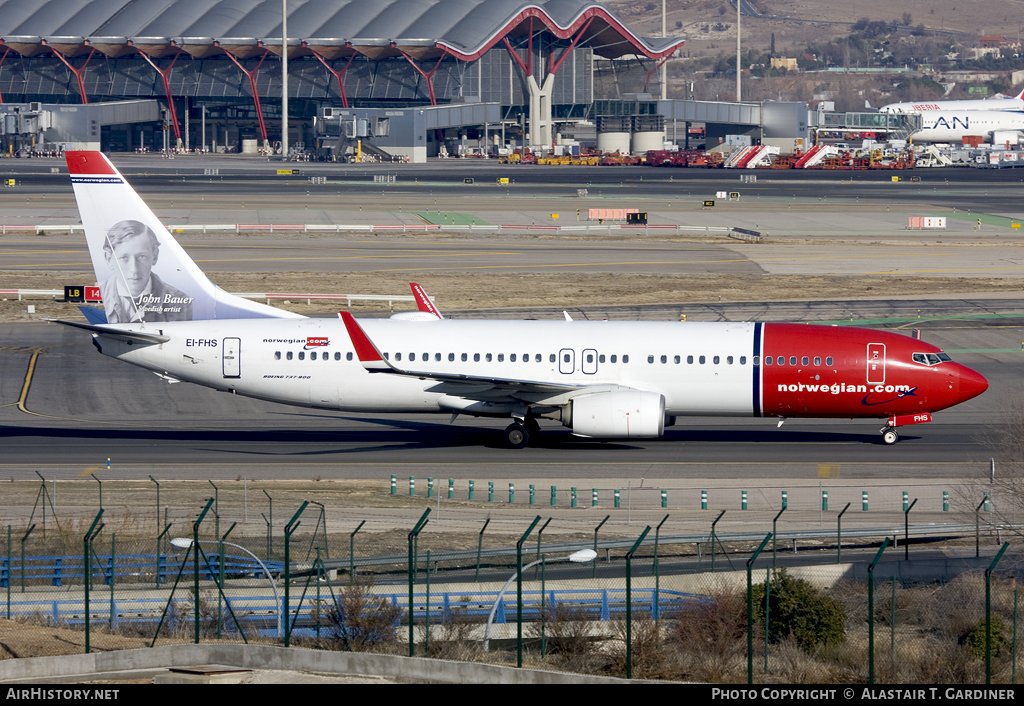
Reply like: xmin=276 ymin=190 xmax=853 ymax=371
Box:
xmin=397 ymin=48 xmax=448 ymax=106
xmin=643 ymin=56 xmax=671 ymax=93
xmin=49 ymin=47 xmax=96 ymax=104
xmin=0 ymin=45 xmax=9 ymax=104
xmin=309 ymin=50 xmax=356 ymax=108
xmin=221 ymin=49 xmax=270 ymax=143
xmin=134 ymin=48 xmax=183 ymax=143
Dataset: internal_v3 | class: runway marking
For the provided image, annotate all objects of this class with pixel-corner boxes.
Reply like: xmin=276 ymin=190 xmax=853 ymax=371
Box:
xmin=17 ymin=348 xmax=44 ymax=417
xmin=868 ymin=267 xmax=1024 ymax=274
xmin=78 ymin=465 xmax=103 ymax=478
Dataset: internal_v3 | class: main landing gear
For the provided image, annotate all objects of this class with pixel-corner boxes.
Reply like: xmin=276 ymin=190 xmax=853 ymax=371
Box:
xmin=880 ymin=426 xmax=899 ymax=445
xmin=504 ymin=418 xmax=541 ymax=449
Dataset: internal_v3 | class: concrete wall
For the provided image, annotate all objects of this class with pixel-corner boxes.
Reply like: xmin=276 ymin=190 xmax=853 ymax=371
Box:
xmin=0 ymin=644 xmax=656 ymax=685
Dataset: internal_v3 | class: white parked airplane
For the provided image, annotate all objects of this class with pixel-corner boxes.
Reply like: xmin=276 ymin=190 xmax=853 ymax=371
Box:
xmin=910 ymin=110 xmax=1024 ymax=144
xmin=880 ymin=88 xmax=1024 ymax=113
xmin=50 ymin=152 xmax=988 ymax=448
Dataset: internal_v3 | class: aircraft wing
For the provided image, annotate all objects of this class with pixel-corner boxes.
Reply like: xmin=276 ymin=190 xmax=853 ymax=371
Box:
xmin=339 ymin=312 xmax=583 ymax=394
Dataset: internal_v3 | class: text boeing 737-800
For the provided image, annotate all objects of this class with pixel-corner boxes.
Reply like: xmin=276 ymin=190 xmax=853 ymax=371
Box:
xmin=49 ymin=151 xmax=988 ymax=448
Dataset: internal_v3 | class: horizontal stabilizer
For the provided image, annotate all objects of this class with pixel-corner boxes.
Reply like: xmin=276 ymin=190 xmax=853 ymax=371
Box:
xmin=46 ymin=319 xmax=170 ymax=344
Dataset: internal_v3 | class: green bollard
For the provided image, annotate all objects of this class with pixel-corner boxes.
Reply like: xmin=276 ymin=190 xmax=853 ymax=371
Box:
xmin=742 ymin=490 xmax=747 ymax=510
xmin=571 ymin=487 xmax=577 ymax=508
xmin=409 ymin=476 xmax=415 ymax=496
xmin=822 ymin=490 xmax=828 ymax=511
xmin=701 ymin=489 xmax=707 ymax=510
xmin=902 ymin=491 xmax=908 ymax=512
xmin=529 ymin=484 xmax=535 ymax=505
xmin=469 ymin=480 xmax=475 ymax=501
xmin=427 ymin=477 xmax=433 ymax=498
xmin=448 ymin=478 xmax=454 ymax=500
xmin=390 ymin=475 xmax=396 ymax=495
xmin=943 ymin=490 xmax=949 ymax=512
xmin=550 ymin=485 xmax=557 ymax=506
xmin=862 ymin=490 xmax=869 ymax=511
xmin=488 ymin=482 xmax=494 ymax=502
xmin=661 ymin=489 xmax=667 ymax=508
xmin=509 ymin=483 xmax=515 ymax=503
xmin=782 ymin=490 xmax=788 ymax=510
xmin=592 ymin=489 xmax=598 ymax=507
xmin=615 ymin=489 xmax=621 ymax=508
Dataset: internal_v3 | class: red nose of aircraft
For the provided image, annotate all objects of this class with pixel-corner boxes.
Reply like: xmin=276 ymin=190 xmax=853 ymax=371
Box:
xmin=957 ymin=364 xmax=989 ymax=402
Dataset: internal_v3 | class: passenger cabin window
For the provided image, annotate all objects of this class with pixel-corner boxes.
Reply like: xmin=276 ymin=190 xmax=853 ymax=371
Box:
xmin=648 ymin=355 xmax=655 ymax=364
xmin=461 ymin=353 xmax=468 ymax=362
xmin=687 ymin=355 xmax=693 ymax=364
xmin=789 ymin=356 xmax=797 ymax=366
xmin=435 ymin=353 xmax=441 ymax=361
xmin=623 ymin=355 xmax=630 ymax=363
xmin=801 ymin=356 xmax=809 ymax=366
xmin=566 ymin=354 xmax=573 ymax=363
xmin=395 ymin=353 xmax=402 ymax=361
xmin=474 ymin=353 xmax=480 ymax=362
xmin=550 ymin=354 xmax=556 ymax=363
xmin=449 ymin=353 xmax=455 ymax=362
xmin=826 ymin=357 xmax=834 ymax=366
xmin=511 ymin=354 xmax=517 ymax=362
xmin=741 ymin=356 xmax=747 ymax=365
xmin=346 ymin=352 xmax=353 ymax=361
xmin=674 ymin=355 xmax=680 ymax=364
xmin=764 ymin=356 xmax=771 ymax=365
xmin=535 ymin=354 xmax=542 ymax=363
xmin=713 ymin=356 xmax=720 ymax=364
xmin=599 ymin=354 xmax=605 ymax=363
xmin=498 ymin=354 xmax=505 ymax=362
xmin=486 ymin=353 xmax=492 ymax=362
xmin=814 ymin=356 xmax=821 ymax=366
xmin=752 ymin=356 xmax=759 ymax=365
xmin=610 ymin=355 xmax=617 ymax=363
xmin=586 ymin=353 xmax=594 ymax=363
xmin=727 ymin=356 xmax=733 ymax=364
xmin=275 ymin=351 xmax=281 ymax=360
xmin=699 ymin=355 xmax=706 ymax=364
xmin=311 ymin=352 xmax=317 ymax=360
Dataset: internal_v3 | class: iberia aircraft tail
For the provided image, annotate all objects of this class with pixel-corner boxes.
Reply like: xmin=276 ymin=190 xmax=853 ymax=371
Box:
xmin=65 ymin=151 xmax=302 ymax=324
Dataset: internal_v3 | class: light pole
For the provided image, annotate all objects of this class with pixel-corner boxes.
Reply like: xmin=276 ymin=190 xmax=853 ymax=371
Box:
xmin=172 ymin=537 xmax=283 ymax=637
xmin=483 ymin=548 xmax=596 ymax=651
xmin=281 ymin=0 xmax=289 ymax=158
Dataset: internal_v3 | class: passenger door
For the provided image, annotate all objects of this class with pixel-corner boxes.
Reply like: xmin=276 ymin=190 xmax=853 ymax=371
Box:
xmin=223 ymin=337 xmax=241 ymax=378
xmin=559 ymin=348 xmax=575 ymax=374
xmin=866 ymin=343 xmax=885 ymax=385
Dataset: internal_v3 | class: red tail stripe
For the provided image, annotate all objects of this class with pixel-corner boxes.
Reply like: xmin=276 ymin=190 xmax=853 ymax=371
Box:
xmin=410 ymin=282 xmax=441 ymax=317
xmin=65 ymin=151 xmax=117 ymax=175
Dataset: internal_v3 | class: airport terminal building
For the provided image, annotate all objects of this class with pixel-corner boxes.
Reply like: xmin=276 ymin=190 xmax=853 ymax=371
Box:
xmin=0 ymin=0 xmax=683 ymax=158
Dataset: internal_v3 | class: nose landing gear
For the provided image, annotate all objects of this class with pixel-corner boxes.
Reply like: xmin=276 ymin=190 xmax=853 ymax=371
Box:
xmin=880 ymin=426 xmax=899 ymax=445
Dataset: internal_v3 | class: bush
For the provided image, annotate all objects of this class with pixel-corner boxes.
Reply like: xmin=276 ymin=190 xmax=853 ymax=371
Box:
xmin=329 ymin=579 xmax=403 ymax=651
xmin=753 ymin=569 xmax=847 ymax=652
xmin=960 ymin=617 xmax=1009 ymax=659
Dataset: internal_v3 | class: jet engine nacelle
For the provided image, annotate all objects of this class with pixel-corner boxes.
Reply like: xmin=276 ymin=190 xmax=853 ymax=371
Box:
xmin=567 ymin=390 xmax=666 ymax=439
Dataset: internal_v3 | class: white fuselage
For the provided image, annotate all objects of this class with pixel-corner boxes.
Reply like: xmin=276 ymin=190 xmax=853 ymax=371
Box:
xmin=97 ymin=318 xmax=759 ymax=417
xmin=881 ymin=97 xmax=1024 ymax=113
xmin=912 ymin=110 xmax=1024 ymax=143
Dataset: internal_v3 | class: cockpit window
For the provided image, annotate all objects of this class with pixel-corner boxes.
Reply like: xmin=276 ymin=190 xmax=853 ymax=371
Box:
xmin=914 ymin=352 xmax=951 ymax=366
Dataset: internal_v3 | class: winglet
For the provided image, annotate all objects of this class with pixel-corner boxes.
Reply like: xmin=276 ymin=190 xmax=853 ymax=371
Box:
xmin=410 ymin=282 xmax=443 ymax=319
xmin=339 ymin=312 xmax=393 ymax=371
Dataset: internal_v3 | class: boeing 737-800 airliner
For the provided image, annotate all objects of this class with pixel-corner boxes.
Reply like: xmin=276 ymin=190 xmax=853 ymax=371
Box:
xmin=50 ymin=152 xmax=988 ymax=448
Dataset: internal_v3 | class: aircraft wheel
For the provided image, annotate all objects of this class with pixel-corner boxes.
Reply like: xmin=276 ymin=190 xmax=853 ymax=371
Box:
xmin=881 ymin=428 xmax=899 ymax=445
xmin=504 ymin=423 xmax=531 ymax=449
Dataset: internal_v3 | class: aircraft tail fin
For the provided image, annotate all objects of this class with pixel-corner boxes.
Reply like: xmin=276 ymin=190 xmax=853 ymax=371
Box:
xmin=65 ymin=151 xmax=303 ymax=324
xmin=1016 ymin=87 xmax=1024 ymax=101
xmin=410 ymin=282 xmax=443 ymax=319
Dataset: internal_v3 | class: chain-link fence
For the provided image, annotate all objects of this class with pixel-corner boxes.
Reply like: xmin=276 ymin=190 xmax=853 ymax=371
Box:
xmin=2 ymin=483 xmax=1022 ymax=682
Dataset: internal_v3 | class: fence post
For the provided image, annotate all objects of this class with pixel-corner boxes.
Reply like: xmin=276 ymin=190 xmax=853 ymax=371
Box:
xmin=772 ymin=508 xmax=786 ymax=568
xmin=904 ymin=498 xmax=917 ymax=561
xmin=20 ymin=524 xmax=35 ymax=593
xmin=837 ymin=503 xmax=851 ymax=564
xmin=407 ymin=509 xmax=431 ymax=657
xmin=625 ymin=526 xmax=652 ymax=679
xmin=747 ymin=533 xmax=772 ymax=684
xmin=593 ymin=515 xmax=610 ymax=580
xmin=710 ymin=510 xmax=726 ymax=573
xmin=349 ymin=520 xmax=366 ymax=584
xmin=83 ymin=510 xmax=104 ymax=654
xmin=5 ymin=525 xmax=10 ymax=619
xmin=516 ymin=516 xmax=542 ymax=668
xmin=654 ymin=514 xmax=669 ymax=622
xmin=868 ymin=538 xmax=891 ymax=684
xmin=283 ymin=500 xmax=309 ymax=647
xmin=474 ymin=517 xmax=490 ymax=582
xmin=987 ymin=543 xmax=1010 ymax=684
xmin=192 ymin=498 xmax=215 ymax=644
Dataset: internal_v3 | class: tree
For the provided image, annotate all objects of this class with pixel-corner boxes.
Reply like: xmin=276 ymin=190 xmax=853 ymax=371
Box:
xmin=752 ymin=569 xmax=847 ymax=652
